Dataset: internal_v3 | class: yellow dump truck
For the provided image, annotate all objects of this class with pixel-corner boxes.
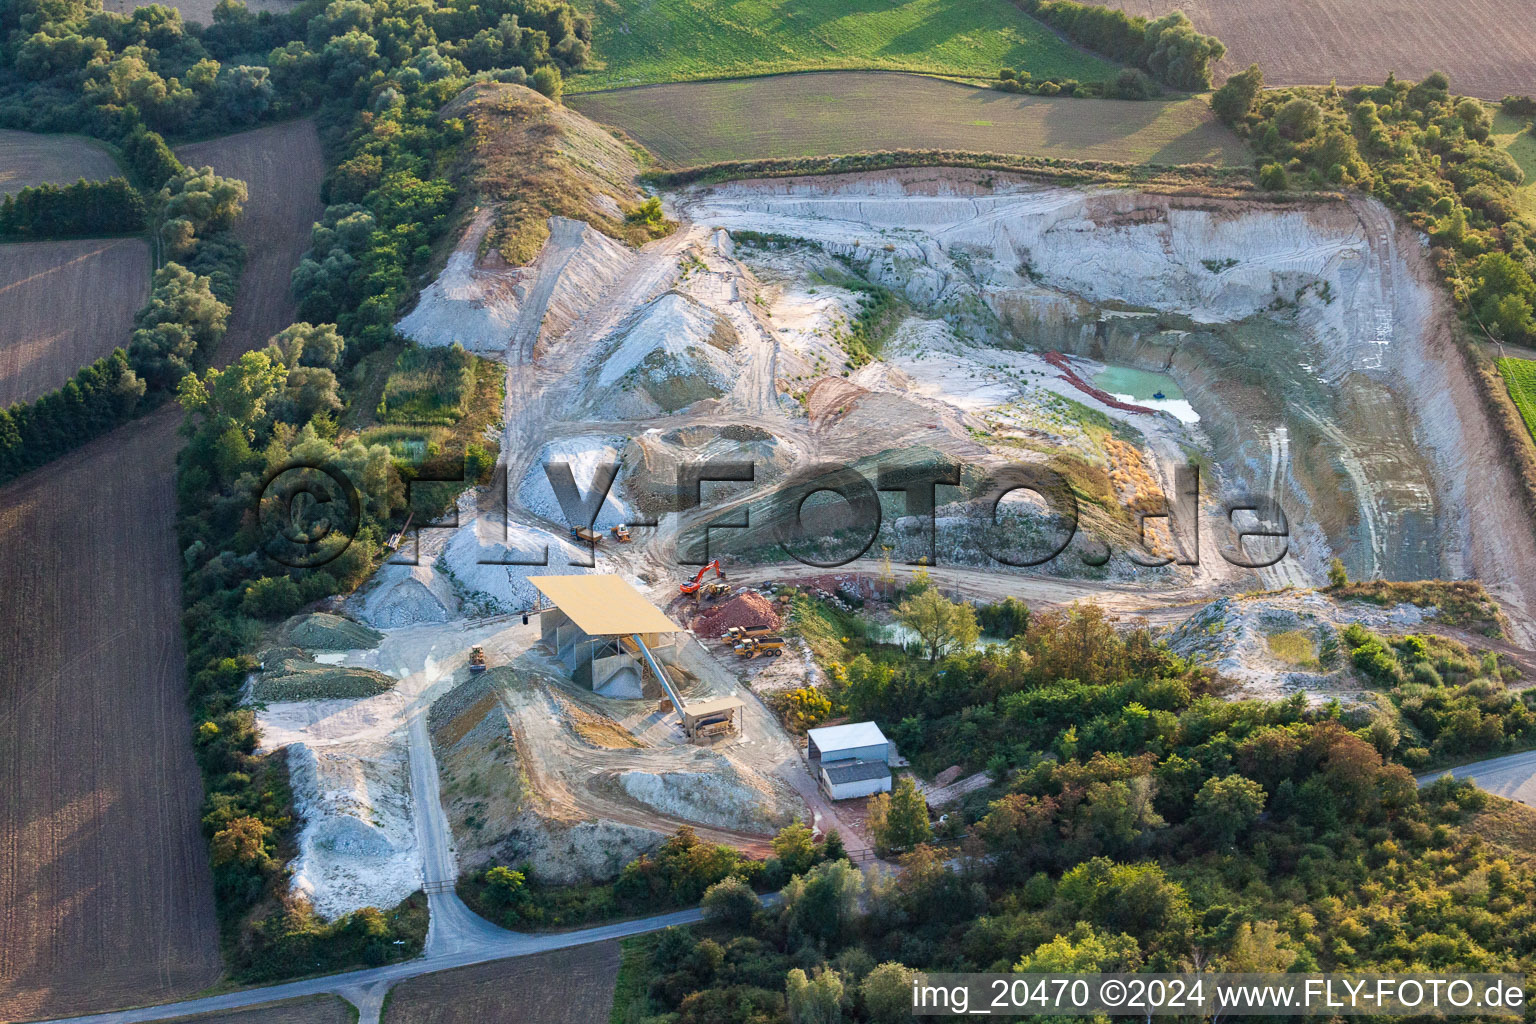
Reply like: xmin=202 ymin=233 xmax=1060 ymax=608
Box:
xmin=722 ymin=623 xmax=774 ymax=642
xmin=469 ymin=645 xmax=487 ymax=674
xmin=733 ymin=636 xmax=785 ymax=658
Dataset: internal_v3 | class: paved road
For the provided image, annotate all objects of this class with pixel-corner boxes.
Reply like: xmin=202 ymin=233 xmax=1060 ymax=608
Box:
xmin=1418 ymin=749 xmax=1536 ymax=806
xmin=35 ymin=905 xmax=708 ymax=1024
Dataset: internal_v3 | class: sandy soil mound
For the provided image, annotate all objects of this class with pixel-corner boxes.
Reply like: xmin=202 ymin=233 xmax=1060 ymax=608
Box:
xmin=430 ymin=675 xmax=665 ymax=881
xmin=287 ymin=738 xmax=420 ymax=919
xmin=518 ymin=435 xmax=634 ymax=528
xmin=501 ymin=817 xmax=665 ymax=884
xmin=616 ymin=750 xmax=804 ymax=835
xmin=594 ymin=292 xmax=740 ymax=414
xmin=283 ymin=612 xmax=382 ymax=651
xmin=401 ymin=213 xmax=636 ymax=356
xmin=693 ymin=592 xmax=782 ymax=639
xmin=396 ymin=216 xmax=520 ymax=353
xmin=437 ymin=514 xmax=591 ymax=613
xmin=354 ymin=562 xmax=460 ymax=629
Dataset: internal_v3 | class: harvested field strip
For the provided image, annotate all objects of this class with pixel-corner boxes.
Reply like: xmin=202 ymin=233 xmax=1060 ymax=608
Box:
xmin=1103 ymin=0 xmax=1536 ymax=99
xmin=382 ymin=942 xmax=622 ymax=1024
xmin=1491 ymin=112 xmax=1536 ymax=222
xmin=570 ymin=73 xmax=1248 ymax=166
xmin=1497 ymin=357 xmax=1536 ymax=444
xmin=0 ymin=409 xmax=221 ymax=1022
xmin=0 ymin=130 xmax=121 ymax=196
xmin=146 ymin=995 xmax=357 ymax=1024
xmin=571 ymin=0 xmax=1117 ymax=92
xmin=175 ymin=121 xmax=325 ymax=359
xmin=0 ymin=237 xmax=150 ymax=408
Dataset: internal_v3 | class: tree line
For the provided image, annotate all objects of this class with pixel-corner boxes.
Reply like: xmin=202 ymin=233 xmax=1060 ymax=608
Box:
xmin=0 ymin=157 xmax=246 ymax=486
xmin=1016 ymin=0 xmax=1225 ymax=91
xmin=0 ymin=175 xmax=144 ymax=237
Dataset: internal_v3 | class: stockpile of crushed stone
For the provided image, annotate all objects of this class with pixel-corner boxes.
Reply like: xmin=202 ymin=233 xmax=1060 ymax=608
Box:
xmin=693 ymin=591 xmax=781 ymax=639
xmin=253 ymin=655 xmax=396 ymax=701
xmin=437 ymin=514 xmax=592 ymax=613
xmin=518 ymin=435 xmax=633 ymax=529
xmin=283 ymin=612 xmax=383 ymax=651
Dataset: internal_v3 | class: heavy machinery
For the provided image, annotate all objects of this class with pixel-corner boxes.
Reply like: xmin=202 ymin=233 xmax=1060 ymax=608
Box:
xmin=698 ymin=580 xmax=732 ymax=601
xmin=734 ymin=636 xmax=785 ymax=658
xmin=468 ymin=645 xmax=487 ymax=674
xmin=722 ymin=623 xmax=774 ymax=643
xmin=570 ymin=526 xmax=602 ymax=544
xmin=679 ymin=559 xmax=725 ymax=596
xmin=611 ymin=524 xmax=632 ymax=542
xmin=384 ymin=512 xmax=413 ymax=553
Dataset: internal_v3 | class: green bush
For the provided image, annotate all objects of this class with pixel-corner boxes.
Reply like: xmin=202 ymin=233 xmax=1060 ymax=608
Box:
xmin=377 ymin=344 xmax=475 ymax=425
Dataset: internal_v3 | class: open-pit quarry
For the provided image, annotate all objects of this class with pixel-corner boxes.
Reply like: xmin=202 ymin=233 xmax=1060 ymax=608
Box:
xmin=250 ymin=147 xmax=1536 ymax=925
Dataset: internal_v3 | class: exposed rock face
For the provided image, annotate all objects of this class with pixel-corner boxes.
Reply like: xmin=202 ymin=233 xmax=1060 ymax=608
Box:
xmin=678 ymin=174 xmax=1536 ymax=617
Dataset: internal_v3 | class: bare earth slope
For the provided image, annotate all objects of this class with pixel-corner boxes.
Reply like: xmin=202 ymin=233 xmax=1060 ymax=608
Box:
xmin=0 ymin=237 xmax=150 ymax=407
xmin=176 ymin=120 xmax=325 ymax=358
xmin=0 ymin=410 xmax=220 ymax=1021
xmin=0 ymin=131 xmax=121 ymax=196
xmin=1105 ymin=0 xmax=1536 ymax=99
xmin=569 ymin=72 xmax=1248 ymax=167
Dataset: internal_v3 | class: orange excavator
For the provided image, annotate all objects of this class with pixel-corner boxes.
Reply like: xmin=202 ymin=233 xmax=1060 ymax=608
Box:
xmin=679 ymin=559 xmax=725 ymax=596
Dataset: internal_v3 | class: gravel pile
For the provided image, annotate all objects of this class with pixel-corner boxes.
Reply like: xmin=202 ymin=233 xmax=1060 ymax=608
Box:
xmin=284 ymin=612 xmax=383 ymax=651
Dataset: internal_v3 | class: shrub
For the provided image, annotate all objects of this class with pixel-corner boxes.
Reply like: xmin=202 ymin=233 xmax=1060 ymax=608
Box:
xmin=700 ymin=876 xmax=758 ymax=927
xmin=1259 ymin=162 xmax=1289 ymax=190
xmin=377 ymin=344 xmax=475 ymax=424
xmin=530 ymin=65 xmax=562 ymax=101
xmin=1211 ymin=63 xmax=1262 ymax=125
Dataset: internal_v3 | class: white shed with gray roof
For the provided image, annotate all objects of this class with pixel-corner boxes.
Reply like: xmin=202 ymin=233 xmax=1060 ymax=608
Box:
xmin=806 ymin=721 xmax=889 ymax=764
xmin=820 ymin=758 xmax=892 ymax=800
xmin=808 ymin=722 xmax=892 ymax=800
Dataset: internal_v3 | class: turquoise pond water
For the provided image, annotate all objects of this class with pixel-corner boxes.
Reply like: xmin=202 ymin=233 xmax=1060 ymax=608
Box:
xmin=1092 ymin=365 xmax=1199 ymax=424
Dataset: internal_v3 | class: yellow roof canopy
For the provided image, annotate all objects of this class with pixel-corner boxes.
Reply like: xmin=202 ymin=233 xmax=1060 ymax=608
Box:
xmin=531 ymin=574 xmax=682 ymax=637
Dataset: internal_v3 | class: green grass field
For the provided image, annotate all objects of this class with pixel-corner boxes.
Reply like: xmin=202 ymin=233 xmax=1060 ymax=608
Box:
xmin=1491 ymin=111 xmax=1536 ymax=222
xmin=571 ymin=0 xmax=1119 ymax=91
xmin=1497 ymin=356 xmax=1536 ymax=443
xmin=569 ymin=72 xmax=1247 ymax=166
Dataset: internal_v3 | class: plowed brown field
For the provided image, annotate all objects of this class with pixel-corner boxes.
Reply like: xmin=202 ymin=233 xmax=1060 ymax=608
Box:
xmin=1104 ymin=0 xmax=1536 ymax=100
xmin=0 ymin=237 xmax=150 ymax=407
xmin=382 ymin=943 xmax=622 ymax=1024
xmin=0 ymin=409 xmax=221 ymax=1022
xmin=176 ymin=120 xmax=325 ymax=358
xmin=0 ymin=131 xmax=121 ymax=197
xmin=147 ymin=995 xmax=357 ymax=1024
xmin=0 ymin=121 xmax=326 ymax=1022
